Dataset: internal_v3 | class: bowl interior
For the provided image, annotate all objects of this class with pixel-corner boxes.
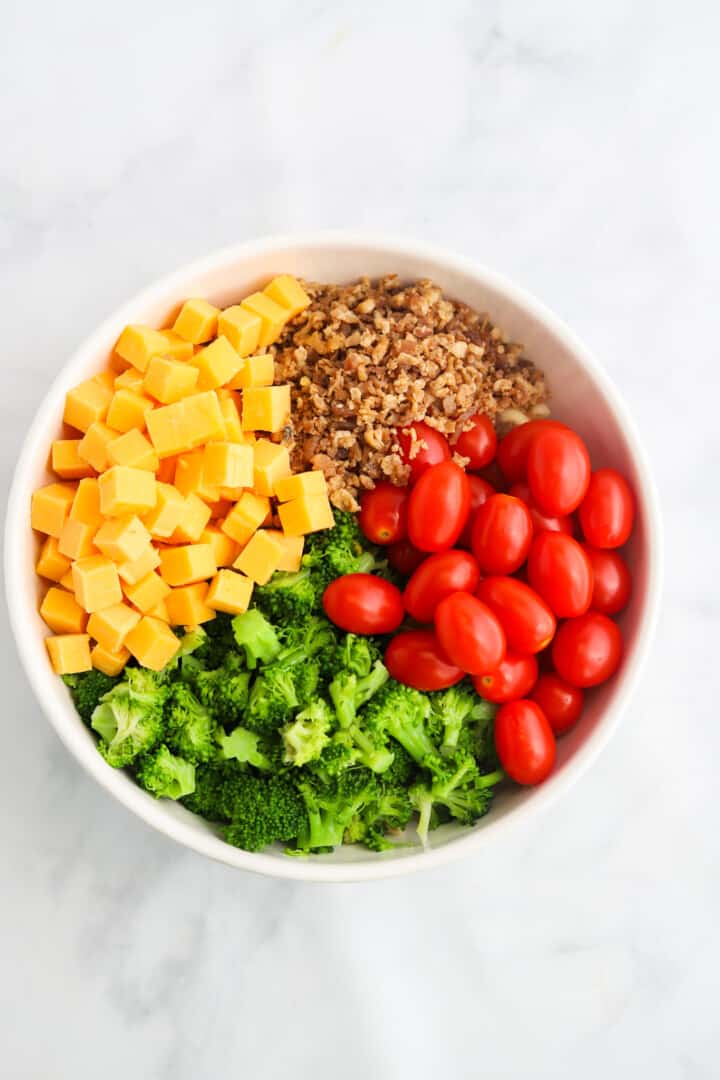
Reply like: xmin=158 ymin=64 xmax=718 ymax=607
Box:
xmin=5 ymin=236 xmax=660 ymax=881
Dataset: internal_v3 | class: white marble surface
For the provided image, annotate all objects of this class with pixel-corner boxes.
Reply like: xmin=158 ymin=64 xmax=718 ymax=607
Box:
xmin=1 ymin=2 xmax=718 ymax=1076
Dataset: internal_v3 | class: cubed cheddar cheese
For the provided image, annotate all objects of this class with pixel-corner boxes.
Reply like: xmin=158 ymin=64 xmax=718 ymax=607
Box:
xmin=123 ymin=570 xmax=170 ymax=613
xmin=263 ymin=274 xmax=311 ymax=318
xmin=98 ymin=467 xmax=156 ymax=517
xmin=242 ymin=385 xmax=291 ymax=433
xmin=91 ymin=642 xmax=130 ymax=676
xmin=228 ymin=353 xmax=274 ymax=389
xmin=221 ymin=491 xmax=270 ymax=545
xmin=240 ymin=292 xmax=289 ymax=348
xmin=143 ymin=356 xmax=199 ymax=405
xmin=159 ymin=543 xmax=216 ymax=586
xmin=252 ymin=439 xmax=291 ymax=496
xmin=59 ymin=569 xmax=75 ymax=592
xmin=143 ymin=482 xmax=185 ymax=539
xmin=146 ymin=391 xmax=224 ymax=458
xmin=72 ymin=556 xmax=123 ymax=612
xmin=165 ymin=582 xmax=217 ymax=627
xmin=106 ymin=388 xmax=154 ymax=433
xmin=191 ymin=336 xmax=241 ymax=390
xmin=95 ymin=370 xmax=116 ymax=390
xmin=173 ymin=299 xmax=220 ymax=344
xmin=114 ymin=368 xmax=146 ymax=394
xmin=203 ymin=441 xmax=253 ymax=489
xmin=87 ymin=602 xmax=141 ymax=652
xmin=147 ymin=598 xmax=170 ymax=623
xmin=232 ymin=529 xmax=284 ymax=585
xmin=115 ymin=324 xmax=170 ymax=373
xmin=199 ymin=526 xmax=239 ymax=568
xmin=217 ymin=395 xmax=245 ymax=443
xmin=46 ymin=634 xmax=92 ymax=674
xmin=206 ymin=570 xmax=254 ymax=614
xmin=63 ymin=378 xmax=113 ymax=433
xmin=264 ymin=530 xmax=305 ymax=572
xmin=36 ymin=536 xmax=72 ymax=582
xmin=69 ymin=478 xmax=103 ymax=526
xmin=171 ymin=493 xmax=212 ymax=543
xmin=78 ymin=422 xmax=119 ymax=472
xmin=117 ymin=544 xmax=161 ymax=586
xmin=174 ymin=451 xmax=219 ymax=503
xmin=125 ymin=616 xmax=180 ymax=670
xmin=40 ymin=587 xmax=88 ymax=634
xmin=94 ymin=515 xmax=151 ymax=563
xmin=157 ymin=329 xmax=194 ymax=361
xmin=51 ymin=440 xmax=95 ymax=480
xmin=58 ymin=517 xmax=98 ymax=560
xmin=107 ymin=429 xmax=159 ymax=471
xmin=217 ymin=305 xmax=261 ymax=357
xmin=156 ymin=456 xmax=179 ymax=484
xmin=31 ymin=483 xmax=76 ymax=537
xmin=274 ymin=469 xmax=327 ymax=502
xmin=183 ymin=391 xmax=226 ymax=446
xmin=278 ymin=493 xmax=335 ymax=536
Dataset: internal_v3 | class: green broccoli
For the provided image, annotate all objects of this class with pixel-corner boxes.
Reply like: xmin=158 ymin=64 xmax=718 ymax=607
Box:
xmin=232 ymin=609 xmax=282 ymax=669
xmin=410 ymin=752 xmax=504 ymax=844
xmin=296 ymin=769 xmax=378 ymax=851
xmin=165 ymin=682 xmax=218 ymax=763
xmin=193 ymin=613 xmax=237 ymax=669
xmin=182 ymin=759 xmax=247 ymax=822
xmin=328 ymin=659 xmax=389 ymax=728
xmin=362 ymin=683 xmax=438 ymax=767
xmin=336 ymin=633 xmax=380 ymax=677
xmin=302 ymin=510 xmax=380 ymax=589
xmin=136 ymin=744 xmax=196 ymax=800
xmin=218 ymin=725 xmax=272 ymax=771
xmin=429 ymin=684 xmax=495 ymax=754
xmin=381 ymin=742 xmax=417 ymax=786
xmin=91 ymin=668 xmax=167 ymax=767
xmin=63 ymin=670 xmax=119 ymax=724
xmin=224 ymin=774 xmax=306 ymax=852
xmin=192 ymin=653 xmax=251 ymax=724
xmin=281 ymin=700 xmax=333 ymax=766
xmin=344 ymin=783 xmax=415 ymax=851
xmin=253 ymin=569 xmax=320 ymax=624
xmin=244 ymin=664 xmax=301 ymax=733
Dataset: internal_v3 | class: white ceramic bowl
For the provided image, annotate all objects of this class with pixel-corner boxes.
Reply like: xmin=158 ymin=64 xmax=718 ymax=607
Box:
xmin=4 ymin=233 xmax=662 ymax=882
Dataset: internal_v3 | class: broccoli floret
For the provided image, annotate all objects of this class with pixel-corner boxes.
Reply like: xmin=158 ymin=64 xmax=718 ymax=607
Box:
xmin=381 ymin=742 xmax=417 ymax=786
xmin=302 ymin=510 xmax=380 ymax=589
xmin=329 ymin=659 xmax=389 ymax=728
xmin=192 ymin=654 xmax=251 ymax=725
xmin=253 ymin=569 xmax=320 ymax=624
xmin=362 ymin=682 xmax=438 ymax=767
xmin=232 ymin=609 xmax=282 ymax=670
xmin=63 ymin=670 xmax=119 ymax=724
xmin=296 ymin=769 xmax=378 ymax=851
xmin=165 ymin=682 xmax=218 ymax=763
xmin=194 ymin=614 xmax=237 ymax=669
xmin=182 ymin=759 xmax=247 ymax=822
xmin=429 ymin=684 xmax=494 ymax=754
xmin=337 ymin=633 xmax=381 ymax=677
xmin=244 ymin=664 xmax=301 ymax=733
xmin=312 ymin=738 xmax=357 ymax=779
xmin=136 ymin=744 xmax=196 ymax=800
xmin=345 ymin=782 xmax=415 ymax=850
xmin=91 ymin=668 xmax=167 ymax=768
xmin=224 ymin=774 xmax=306 ymax=852
xmin=276 ymin=615 xmax=338 ymax=666
xmin=410 ymin=752 xmax=504 ymax=845
xmin=218 ymin=725 xmax=272 ymax=771
xmin=281 ymin=700 xmax=333 ymax=766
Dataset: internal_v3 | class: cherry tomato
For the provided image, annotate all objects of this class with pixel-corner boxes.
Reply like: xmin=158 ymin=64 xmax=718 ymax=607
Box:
xmin=397 ymin=421 xmax=451 ymax=484
xmin=403 ymin=550 xmax=481 ymax=624
xmin=494 ymin=699 xmax=556 ymax=784
xmin=454 ymin=413 xmax=497 ymax=470
xmin=527 ymin=427 xmax=591 ymax=516
xmin=476 ymin=576 xmax=556 ymax=655
xmin=496 ymin=419 xmax=568 ymax=483
xmin=358 ymin=482 xmax=408 ymax=545
xmin=552 ymin=612 xmax=623 ymax=687
xmin=408 ymin=460 xmax=470 ymax=552
xmin=579 ymin=468 xmax=636 ymax=549
xmin=471 ymin=494 xmax=533 ymax=575
xmin=509 ymin=481 xmax=574 ymax=535
xmin=457 ymin=475 xmax=496 ymax=549
xmin=582 ymin=545 xmax=632 ymax=615
xmin=530 ymin=673 xmax=584 ymax=735
xmin=434 ymin=592 xmax=506 ymax=676
xmin=323 ymin=574 xmax=404 ymax=635
xmin=473 ymin=651 xmax=538 ymax=704
xmin=387 ymin=539 xmax=428 ymax=578
xmin=527 ymin=531 xmax=593 ymax=618
xmin=385 ymin=629 xmax=464 ymax=690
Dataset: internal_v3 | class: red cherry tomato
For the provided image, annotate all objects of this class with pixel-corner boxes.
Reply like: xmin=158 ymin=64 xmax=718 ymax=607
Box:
xmin=323 ymin=574 xmax=404 ymax=635
xmin=454 ymin=413 xmax=497 ymax=470
xmin=476 ymin=576 xmax=556 ymax=655
xmin=579 ymin=468 xmax=636 ymax=549
xmin=494 ymin=699 xmax=556 ymax=784
xmin=434 ymin=592 xmax=506 ymax=676
xmin=527 ymin=427 xmax=591 ymax=516
xmin=385 ymin=629 xmax=464 ymax=690
xmin=471 ymin=494 xmax=533 ymax=575
xmin=473 ymin=651 xmax=538 ymax=704
xmin=509 ymin=481 xmax=574 ymax=536
xmin=527 ymin=531 xmax=593 ymax=618
xmin=408 ymin=460 xmax=470 ymax=552
xmin=582 ymin=545 xmax=632 ymax=615
xmin=397 ymin=421 xmax=451 ymax=484
xmin=358 ymin=482 xmax=408 ymax=545
xmin=403 ymin=550 xmax=481 ymax=624
xmin=530 ymin=673 xmax=584 ymax=734
xmin=457 ymin=475 xmax=496 ymax=549
xmin=496 ymin=419 xmax=568 ymax=483
xmin=387 ymin=539 xmax=428 ymax=578
xmin=552 ymin=612 xmax=623 ymax=687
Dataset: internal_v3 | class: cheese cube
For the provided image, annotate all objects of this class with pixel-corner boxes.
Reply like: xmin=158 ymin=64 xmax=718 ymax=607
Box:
xmin=87 ymin=603 xmax=141 ymax=652
xmin=36 ymin=536 xmax=73 ymax=582
xmin=265 ymin=531 xmax=305 ymax=572
xmin=59 ymin=569 xmax=75 ymax=592
xmin=206 ymin=570 xmax=254 ymax=614
xmin=107 ymin=388 xmax=154 ymax=433
xmin=240 ymin=292 xmax=290 ymax=348
xmin=46 ymin=634 xmax=92 ymax=674
xmin=217 ymin=487 xmax=244 ymax=502
xmin=207 ymin=498 xmax=232 ymax=520
xmin=182 ymin=391 xmax=226 ymax=445
xmin=107 ymin=429 xmax=159 ymax=471
xmin=157 ymin=329 xmax=194 ymax=361
xmin=171 ymin=493 xmax=212 ymax=543
xmin=232 ymin=529 xmax=283 ymax=585
xmin=263 ymin=274 xmax=311 ymax=318
xmin=63 ymin=378 xmax=113 ymax=433
xmin=94 ymin=515 xmax=152 ymax=563
xmin=228 ymin=353 xmax=275 ymax=389
xmin=278 ymin=493 xmax=335 ymax=536
xmin=69 ymin=478 xmax=103 ymax=526
xmin=147 ymin=598 xmax=170 ymax=623
xmin=91 ymin=642 xmax=130 ymax=676
xmin=72 ymin=556 xmax=123 ymax=613
xmin=58 ymin=518 xmax=98 ymax=560
xmin=114 ymin=368 xmax=146 ymax=394
xmin=199 ymin=526 xmax=240 ymax=568
xmin=115 ymin=324 xmax=170 ymax=373
xmin=51 ymin=440 xmax=95 ymax=480
xmin=252 ymin=440 xmax=291 ymax=496
xmin=146 ymin=391 xmax=224 ymax=458
xmin=174 ymin=451 xmax=220 ymax=503
xmin=203 ymin=442 xmax=254 ymax=489
xmin=218 ymin=305 xmax=261 ymax=357
xmin=173 ymin=299 xmax=220 ymax=344
xmin=144 ymin=356 xmax=199 ymax=404
xmin=242 ymin=385 xmax=291 ymax=433
xmin=98 ymin=466 xmax=156 ymax=517
xmin=117 ymin=544 xmax=161 ymax=586
xmin=165 ymin=582 xmax=216 ymax=627
xmin=123 ymin=571 xmax=170 ymax=613
xmin=191 ymin=336 xmax=242 ymax=391
xmin=221 ymin=491 xmax=270 ymax=545
xmin=159 ymin=544 xmax=216 ymax=586
xmin=95 ymin=370 xmax=116 ymax=389
xmin=40 ymin=587 xmax=88 ymax=634
xmin=274 ymin=470 xmax=328 ymax=503
xmin=125 ymin=616 xmax=180 ymax=670
xmin=78 ymin=422 xmax=119 ymax=472
xmin=216 ymin=395 xmax=245 ymax=443
xmin=31 ymin=483 xmax=76 ymax=537
xmin=143 ymin=482 xmax=185 ymax=539
xmin=156 ymin=456 xmax=179 ymax=484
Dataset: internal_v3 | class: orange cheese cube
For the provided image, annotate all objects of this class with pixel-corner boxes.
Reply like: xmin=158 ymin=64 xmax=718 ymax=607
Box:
xmin=31 ymin=483 xmax=76 ymax=537
xmin=72 ymin=556 xmax=123 ymax=613
xmin=240 ymin=292 xmax=290 ymax=348
xmin=125 ymin=616 xmax=180 ymax=670
xmin=123 ymin=570 xmax=170 ymax=613
xmin=173 ymin=298 xmax=220 ymax=344
xmin=58 ymin=518 xmax=97 ymax=560
xmin=199 ymin=526 xmax=239 ymax=568
xmin=263 ymin=274 xmax=311 ymax=318
xmin=157 ymin=329 xmax=194 ymax=361
xmin=51 ymin=440 xmax=95 ymax=480
xmin=114 ymin=368 xmax=146 ymax=394
xmin=107 ymin=388 xmax=154 ymax=433
xmin=46 ymin=634 xmax=92 ymax=674
xmin=217 ymin=395 xmax=246 ymax=443
xmin=87 ymin=602 xmax=141 ymax=652
xmin=182 ymin=391 xmax=226 ymax=445
xmin=206 ymin=570 xmax=254 ymax=614
xmin=107 ymin=428 xmax=159 ymax=471
xmin=228 ymin=353 xmax=275 ymax=389
xmin=91 ymin=642 xmax=129 ymax=676
xmin=191 ymin=336 xmax=242 ymax=391
xmin=98 ymin=466 xmax=156 ymax=517
xmin=156 ymin=456 xmax=179 ymax=484
xmin=232 ymin=529 xmax=284 ymax=585
xmin=147 ymin=598 xmax=170 ymax=623
xmin=159 ymin=544 xmax=216 ymax=586
xmin=278 ymin=493 xmax=335 ymax=536
xmin=146 ymin=391 xmax=224 ymax=458
xmin=174 ymin=451 xmax=220 ymax=503
xmin=59 ymin=569 xmax=75 ymax=591
xmin=218 ymin=305 xmax=261 ymax=357
xmin=207 ymin=498 xmax=232 ymax=520
xmin=217 ymin=487 xmax=244 ymax=501
xmin=143 ymin=482 xmax=185 ymax=539
xmin=242 ymin=385 xmax=291 ymax=433
xmin=143 ymin=356 xmax=198 ymax=405
xmin=265 ymin=531 xmax=305 ymax=572
xmin=95 ymin=370 xmax=115 ymax=390
xmin=78 ymin=422 xmax=119 ymax=472
xmin=220 ymin=491 xmax=270 ymax=545
xmin=165 ymin=582 xmax=216 ymax=627
xmin=117 ymin=544 xmax=161 ymax=586
xmin=40 ymin=587 xmax=88 ymax=634
xmin=252 ymin=440 xmax=291 ymax=496
xmin=170 ymin=493 xmax=212 ymax=543
xmin=203 ymin=442 xmax=254 ymax=489
xmin=63 ymin=378 xmax=113 ymax=433
xmin=69 ymin=478 xmax=103 ymax=526
xmin=36 ymin=536 xmax=72 ymax=582
xmin=274 ymin=470 xmax=328 ymax=503
xmin=115 ymin=324 xmax=170 ymax=373
xmin=94 ymin=515 xmax=152 ymax=563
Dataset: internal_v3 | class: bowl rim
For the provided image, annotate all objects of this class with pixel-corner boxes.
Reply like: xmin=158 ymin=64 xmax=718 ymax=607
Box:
xmin=4 ymin=230 xmax=663 ymax=882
